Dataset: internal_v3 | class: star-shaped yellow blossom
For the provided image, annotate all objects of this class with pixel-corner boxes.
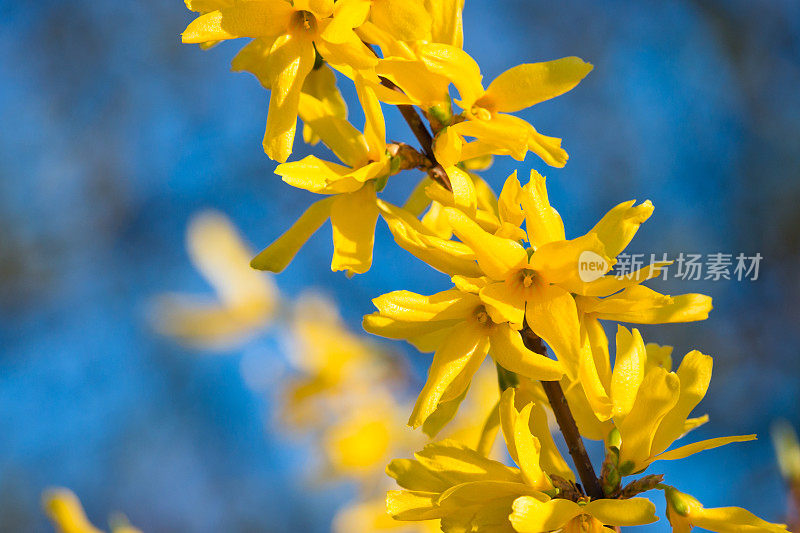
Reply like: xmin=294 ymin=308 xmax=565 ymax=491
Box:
xmin=363 ymin=288 xmax=563 ymax=428
xmin=250 ymin=76 xmax=392 ymax=275
xmin=387 ymin=388 xmax=570 ymax=531
xmin=663 ymin=486 xmax=788 ymax=533
xmin=566 ymin=326 xmax=756 ymax=474
xmin=510 ymin=495 xmax=657 ymax=533
xmin=371 ymin=43 xmax=592 ymax=166
xmin=43 ymin=488 xmax=141 ymax=533
xmin=181 ymin=0 xmax=377 ymax=162
xmin=151 ymin=210 xmax=278 ymax=350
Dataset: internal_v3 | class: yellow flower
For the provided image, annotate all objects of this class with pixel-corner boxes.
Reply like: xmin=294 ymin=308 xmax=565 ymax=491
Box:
xmin=663 ymin=486 xmax=788 ymax=533
xmin=569 ymin=326 xmax=756 ymax=474
xmin=42 ymin=489 xmax=141 ymax=533
xmin=363 ymin=288 xmax=563 ymax=427
xmin=182 ymin=0 xmax=377 ymax=162
xmin=373 ymin=44 xmax=592 ymax=166
xmin=250 ymin=76 xmax=391 ymax=275
xmin=283 ymin=293 xmax=392 ymax=427
xmin=510 ymin=495 xmax=657 ymax=532
xmin=152 ymin=210 xmax=278 ymax=349
xmin=386 ymin=388 xmax=568 ymax=532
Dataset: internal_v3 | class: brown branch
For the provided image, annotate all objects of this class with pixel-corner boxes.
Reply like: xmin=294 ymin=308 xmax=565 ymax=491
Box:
xmin=520 ymin=324 xmax=605 ymax=500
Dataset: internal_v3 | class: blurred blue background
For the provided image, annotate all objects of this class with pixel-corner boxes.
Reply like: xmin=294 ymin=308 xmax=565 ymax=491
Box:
xmin=1 ymin=0 xmax=799 ymax=531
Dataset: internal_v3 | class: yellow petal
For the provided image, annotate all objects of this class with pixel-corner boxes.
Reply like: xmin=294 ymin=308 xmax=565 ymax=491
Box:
xmin=296 ymin=94 xmax=370 ymax=167
xmin=510 ymin=496 xmax=581 ymax=532
xmin=413 ymin=439 xmax=520 ymax=485
xmin=527 ymin=400 xmax=574 ymax=480
xmin=330 ymin=183 xmax=379 ymax=273
xmin=424 ymin=0 xmax=464 ymax=47
xmin=251 ymin=196 xmax=335 ymax=272
xmin=526 ymin=122 xmax=569 ymax=168
xmin=445 ymin=207 xmax=528 ymax=280
xmin=370 ymin=0 xmax=432 ymax=41
xmin=377 ymin=200 xmax=484 ymax=277
xmin=315 ymin=31 xmax=378 ymax=69
xmin=525 ymin=284 xmax=582 ymax=378
xmin=520 ymin=169 xmax=565 ymax=246
xmin=185 ymin=0 xmax=234 ymax=13
xmin=446 ymin=166 xmax=478 ymax=217
xmin=499 ymin=388 xmax=521 ymax=463
xmin=422 ymin=385 xmax=469 ymax=438
xmin=43 ymin=488 xmax=104 ymax=533
xmin=584 ymin=315 xmax=611 ymax=387
xmin=513 ymin=403 xmax=551 ymax=490
xmin=293 ymin=0 xmax=334 ymax=17
xmin=362 ymin=314 xmax=456 ymax=352
xmin=610 ymin=326 xmax=647 ymax=421
xmin=531 ymin=233 xmax=610 ymax=286
xmin=651 ymin=350 xmax=712 ymax=456
xmin=452 ymin=116 xmax=529 ymax=161
xmin=479 ymin=281 xmax=526 ymax=330
xmin=654 ymin=434 xmax=757 ymax=463
xmin=375 ymin=58 xmax=450 ymax=108
xmin=354 ymin=74 xmax=386 ymax=159
xmin=588 ymin=200 xmax=654 ymax=258
xmin=300 ymin=64 xmax=347 ymax=142
xmin=373 ymin=288 xmax=478 ymax=322
xmin=618 ymin=367 xmax=680 ymax=472
xmin=489 ymin=324 xmax=565 ymax=381
xmin=263 ymin=34 xmax=316 ymax=162
xmin=497 ymin=171 xmax=525 ymax=227
xmin=692 ymin=505 xmax=788 ymax=532
xmin=588 ymin=286 xmax=713 ymax=324
xmin=479 ymin=57 xmax=593 ymax=113
xmin=577 ymin=334 xmax=613 ymax=422
xmin=320 ymin=0 xmax=370 ymax=44
xmin=415 ymin=43 xmax=483 ymax=107
xmin=276 ymin=155 xmax=357 ymax=193
xmin=433 ymin=127 xmax=462 ymax=168
xmin=231 ymin=37 xmax=278 ymax=89
xmin=181 ymin=0 xmax=293 ymax=43
xmin=386 ymin=490 xmax=440 ymax=521
xmin=584 ymin=498 xmax=658 ymax=526
xmin=409 ymin=322 xmax=490 ymax=428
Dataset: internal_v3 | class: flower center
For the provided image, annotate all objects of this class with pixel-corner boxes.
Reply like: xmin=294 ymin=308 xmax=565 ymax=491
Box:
xmin=470 ymin=105 xmax=492 ymax=121
xmin=473 ymin=305 xmax=491 ymax=325
xmin=291 ymin=10 xmax=318 ymax=33
xmin=520 ymin=269 xmax=536 ymax=288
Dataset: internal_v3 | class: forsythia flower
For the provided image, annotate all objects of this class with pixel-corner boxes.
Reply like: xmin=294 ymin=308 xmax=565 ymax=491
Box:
xmin=575 ymin=327 xmax=756 ymax=474
xmin=374 ymin=44 xmax=592 ymax=166
xmin=43 ymin=489 xmax=141 ymax=533
xmin=386 ymin=388 xmax=565 ymax=532
xmin=152 ymin=210 xmax=277 ymax=349
xmin=663 ymin=486 xmax=788 ymax=533
xmin=363 ymin=288 xmax=564 ymax=428
xmin=333 ymin=499 xmax=440 ymax=533
xmin=182 ymin=0 xmax=377 ymax=162
xmin=510 ymin=495 xmax=657 ymax=533
xmin=250 ymin=78 xmax=391 ymax=275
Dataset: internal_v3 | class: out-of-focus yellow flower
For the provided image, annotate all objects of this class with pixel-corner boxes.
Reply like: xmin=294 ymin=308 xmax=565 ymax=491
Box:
xmin=510 ymin=495 xmax=657 ymax=532
xmin=363 ymin=288 xmax=564 ymax=428
xmin=42 ymin=489 xmax=141 ymax=533
xmin=152 ymin=210 xmax=278 ymax=350
xmin=772 ymin=421 xmax=800 ymax=486
xmin=334 ymin=498 xmax=440 ymax=533
xmin=663 ymin=486 xmax=788 ymax=533
xmin=386 ymin=388 xmax=568 ymax=532
xmin=250 ymin=77 xmax=391 ymax=275
xmin=283 ymin=293 xmax=394 ymax=427
xmin=182 ymin=0 xmax=377 ymax=162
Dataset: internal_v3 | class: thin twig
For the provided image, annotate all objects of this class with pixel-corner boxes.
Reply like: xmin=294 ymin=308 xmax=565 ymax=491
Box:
xmin=520 ymin=324 xmax=605 ymax=500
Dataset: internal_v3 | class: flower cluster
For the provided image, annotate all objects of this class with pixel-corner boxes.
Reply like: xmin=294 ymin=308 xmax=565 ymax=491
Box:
xmin=138 ymin=0 xmax=800 ymax=531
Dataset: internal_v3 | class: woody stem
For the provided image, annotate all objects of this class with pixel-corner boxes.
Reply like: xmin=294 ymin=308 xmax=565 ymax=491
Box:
xmin=520 ymin=324 xmax=605 ymax=500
